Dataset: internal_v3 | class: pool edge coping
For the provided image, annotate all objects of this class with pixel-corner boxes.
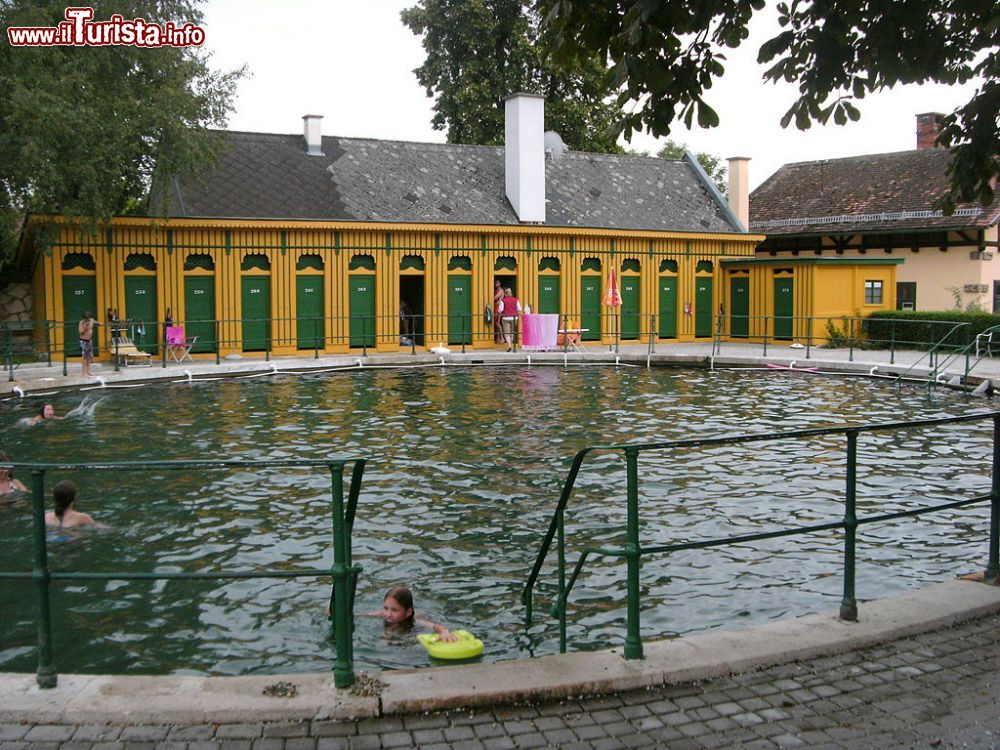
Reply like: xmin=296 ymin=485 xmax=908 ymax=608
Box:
xmin=2 ymin=578 xmax=998 ymax=725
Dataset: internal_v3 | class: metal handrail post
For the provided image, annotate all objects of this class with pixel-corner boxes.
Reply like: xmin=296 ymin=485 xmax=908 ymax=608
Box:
xmin=890 ymin=321 xmax=896 ymax=365
xmin=30 ymin=468 xmax=57 ymax=688
xmin=4 ymin=323 xmax=12 ymax=382
xmin=314 ymin=318 xmax=320 ymax=360
xmin=557 ymin=508 xmax=566 ymax=653
xmin=986 ymin=415 xmax=1000 ymax=583
xmin=623 ymin=446 xmax=644 ymax=659
xmin=329 ymin=461 xmax=354 ymax=688
xmin=849 ymin=318 xmax=855 ymax=362
xmin=840 ymin=430 xmax=859 ymax=621
xmin=763 ymin=315 xmax=769 ymax=357
xmin=45 ymin=322 xmax=52 ymax=368
xmin=215 ymin=320 xmax=221 ymax=365
xmin=462 ymin=314 xmax=467 ymax=354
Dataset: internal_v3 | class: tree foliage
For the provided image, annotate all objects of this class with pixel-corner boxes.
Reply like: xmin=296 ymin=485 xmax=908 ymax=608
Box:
xmin=537 ymin=0 xmax=999 ymax=211
xmin=656 ymin=140 xmax=727 ymax=196
xmin=401 ymin=0 xmax=621 ymax=153
xmin=0 ymin=0 xmax=243 ymax=274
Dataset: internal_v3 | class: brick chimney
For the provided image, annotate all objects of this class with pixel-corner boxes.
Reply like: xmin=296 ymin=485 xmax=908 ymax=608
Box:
xmin=727 ymin=156 xmax=750 ymax=230
xmin=504 ymin=94 xmax=546 ymax=223
xmin=916 ymin=112 xmax=944 ymax=150
xmin=303 ymin=114 xmax=324 ymax=156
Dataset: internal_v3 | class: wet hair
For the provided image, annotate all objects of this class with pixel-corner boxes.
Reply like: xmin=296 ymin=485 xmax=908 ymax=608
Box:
xmin=384 ymin=585 xmax=415 ymax=626
xmin=39 ymin=403 xmax=51 ymax=418
xmin=0 ymin=450 xmax=12 ymax=477
xmin=52 ymin=480 xmax=77 ymax=519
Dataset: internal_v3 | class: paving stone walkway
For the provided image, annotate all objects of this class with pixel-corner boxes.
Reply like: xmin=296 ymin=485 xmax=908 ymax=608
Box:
xmin=3 ymin=609 xmax=999 ymax=750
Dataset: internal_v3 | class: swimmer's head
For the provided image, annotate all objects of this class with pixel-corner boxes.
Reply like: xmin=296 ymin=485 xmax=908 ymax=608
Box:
xmin=52 ymin=480 xmax=77 ymax=518
xmin=0 ymin=450 xmax=12 ymax=481
xmin=382 ymin=585 xmax=415 ymax=626
xmin=40 ymin=404 xmax=54 ymax=419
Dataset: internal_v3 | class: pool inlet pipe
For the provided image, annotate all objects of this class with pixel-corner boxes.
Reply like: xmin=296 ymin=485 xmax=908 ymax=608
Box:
xmin=96 ymin=377 xmax=106 ymax=388
xmin=183 ymin=370 xmax=192 ymax=383
xmin=12 ymin=385 xmax=24 ymax=398
xmin=870 ymin=366 xmax=879 ymax=375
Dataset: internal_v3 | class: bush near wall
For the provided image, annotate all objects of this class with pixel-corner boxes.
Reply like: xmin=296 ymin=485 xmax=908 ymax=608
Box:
xmin=864 ymin=311 xmax=1000 ymax=351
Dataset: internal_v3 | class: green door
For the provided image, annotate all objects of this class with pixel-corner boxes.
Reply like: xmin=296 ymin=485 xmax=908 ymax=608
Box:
xmin=296 ymin=275 xmax=325 ymax=349
xmin=241 ymin=276 xmax=271 ymax=352
xmin=774 ymin=277 xmax=794 ymax=339
xmin=538 ymin=276 xmax=560 ymax=315
xmin=729 ymin=277 xmax=750 ymax=338
xmin=580 ymin=276 xmax=601 ymax=341
xmin=62 ymin=276 xmax=96 ymax=356
xmin=447 ymin=274 xmax=472 ymax=345
xmin=125 ymin=276 xmax=158 ymax=353
xmin=658 ymin=276 xmax=677 ymax=338
xmin=621 ymin=276 xmax=640 ymax=340
xmin=183 ymin=275 xmax=215 ymax=353
xmin=349 ymin=274 xmax=376 ymax=347
xmin=695 ymin=277 xmax=714 ymax=337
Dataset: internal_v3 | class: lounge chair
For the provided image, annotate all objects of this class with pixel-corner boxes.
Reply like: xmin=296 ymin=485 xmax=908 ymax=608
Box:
xmin=111 ymin=336 xmax=153 ymax=367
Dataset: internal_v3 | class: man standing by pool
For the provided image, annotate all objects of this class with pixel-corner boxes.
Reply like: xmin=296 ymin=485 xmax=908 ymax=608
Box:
xmin=78 ymin=311 xmax=97 ymax=377
xmin=499 ymin=287 xmax=521 ymax=352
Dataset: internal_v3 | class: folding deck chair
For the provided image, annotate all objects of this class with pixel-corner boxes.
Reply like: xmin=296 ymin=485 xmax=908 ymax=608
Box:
xmin=165 ymin=326 xmax=197 ymax=363
xmin=557 ymin=320 xmax=586 ymax=352
xmin=111 ymin=336 xmax=153 ymax=367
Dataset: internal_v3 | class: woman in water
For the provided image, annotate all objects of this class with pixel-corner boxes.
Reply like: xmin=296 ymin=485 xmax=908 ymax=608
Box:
xmin=44 ymin=480 xmax=95 ymax=528
xmin=25 ymin=403 xmax=58 ymax=426
xmin=0 ymin=450 xmax=27 ymax=495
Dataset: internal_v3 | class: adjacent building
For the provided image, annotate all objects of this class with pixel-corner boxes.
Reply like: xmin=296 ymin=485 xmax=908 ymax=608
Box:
xmin=750 ymin=113 xmax=1000 ymax=314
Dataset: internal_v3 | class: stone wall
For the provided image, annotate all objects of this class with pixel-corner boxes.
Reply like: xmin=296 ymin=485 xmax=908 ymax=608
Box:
xmin=0 ymin=283 xmax=31 ymax=324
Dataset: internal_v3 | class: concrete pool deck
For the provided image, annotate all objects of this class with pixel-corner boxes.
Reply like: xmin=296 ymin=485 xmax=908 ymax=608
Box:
xmin=3 ymin=340 xmax=1000 ymax=399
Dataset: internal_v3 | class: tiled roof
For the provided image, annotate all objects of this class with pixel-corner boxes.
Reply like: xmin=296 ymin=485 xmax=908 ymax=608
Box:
xmin=154 ymin=131 xmax=741 ymax=234
xmin=750 ymin=148 xmax=1000 ymax=235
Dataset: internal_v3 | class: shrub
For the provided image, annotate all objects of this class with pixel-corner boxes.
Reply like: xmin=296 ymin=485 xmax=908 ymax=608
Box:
xmin=863 ymin=311 xmax=1000 ymax=351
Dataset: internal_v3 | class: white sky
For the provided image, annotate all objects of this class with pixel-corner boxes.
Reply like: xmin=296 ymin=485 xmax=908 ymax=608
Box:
xmin=200 ymin=0 xmax=980 ymax=191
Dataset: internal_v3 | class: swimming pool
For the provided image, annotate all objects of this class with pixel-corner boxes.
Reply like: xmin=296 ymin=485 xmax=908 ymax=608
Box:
xmin=0 ymin=365 xmax=993 ymax=675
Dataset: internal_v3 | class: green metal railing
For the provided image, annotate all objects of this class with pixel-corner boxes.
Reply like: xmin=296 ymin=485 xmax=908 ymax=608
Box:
xmin=0 ymin=457 xmax=367 ymax=689
xmin=523 ymin=412 xmax=1000 ymax=658
xmin=711 ymin=313 xmax=972 ymax=366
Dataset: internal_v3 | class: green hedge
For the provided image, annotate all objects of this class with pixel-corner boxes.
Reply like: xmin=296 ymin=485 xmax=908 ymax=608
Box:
xmin=863 ymin=311 xmax=1000 ymax=351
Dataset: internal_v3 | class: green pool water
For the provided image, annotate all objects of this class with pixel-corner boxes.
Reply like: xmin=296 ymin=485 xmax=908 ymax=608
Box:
xmin=0 ymin=365 xmax=993 ymax=675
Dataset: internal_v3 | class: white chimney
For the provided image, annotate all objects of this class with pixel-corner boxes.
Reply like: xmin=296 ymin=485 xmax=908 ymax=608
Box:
xmin=505 ymin=94 xmax=546 ymax=223
xmin=727 ymin=156 xmax=750 ymax=230
xmin=303 ymin=114 xmax=324 ymax=156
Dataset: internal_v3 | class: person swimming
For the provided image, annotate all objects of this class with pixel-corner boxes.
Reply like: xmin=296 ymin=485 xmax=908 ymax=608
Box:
xmin=24 ymin=403 xmax=59 ymax=426
xmin=44 ymin=480 xmax=95 ymax=528
xmin=358 ymin=585 xmax=458 ymax=642
xmin=0 ymin=450 xmax=27 ymax=495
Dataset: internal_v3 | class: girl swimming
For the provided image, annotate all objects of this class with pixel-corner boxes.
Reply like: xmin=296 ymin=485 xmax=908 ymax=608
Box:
xmin=359 ymin=585 xmax=458 ymax=642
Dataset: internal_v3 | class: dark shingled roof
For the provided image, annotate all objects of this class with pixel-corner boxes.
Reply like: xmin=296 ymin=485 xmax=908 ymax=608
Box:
xmin=750 ymin=148 xmax=1000 ymax=236
xmin=156 ymin=130 xmax=741 ymax=234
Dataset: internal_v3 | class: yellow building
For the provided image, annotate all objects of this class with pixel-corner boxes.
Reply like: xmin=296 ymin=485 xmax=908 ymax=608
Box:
xmin=719 ymin=257 xmax=902 ymax=342
xmin=14 ymin=95 xmax=906 ymax=360
xmin=20 ymin=95 xmax=768 ymax=359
